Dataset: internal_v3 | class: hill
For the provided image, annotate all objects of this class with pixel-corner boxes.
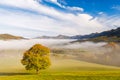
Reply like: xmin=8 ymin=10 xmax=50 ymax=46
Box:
xmin=72 ymin=27 xmax=120 ymax=39
xmin=0 ymin=34 xmax=24 ymax=40
xmin=0 ymin=58 xmax=120 ymax=80
xmin=73 ymin=27 xmax=120 ymax=42
xmin=36 ymin=35 xmax=71 ymax=39
xmin=35 ymin=27 xmax=120 ymax=42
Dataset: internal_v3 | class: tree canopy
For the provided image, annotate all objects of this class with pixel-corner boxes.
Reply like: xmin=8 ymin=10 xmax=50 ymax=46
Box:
xmin=21 ymin=44 xmax=51 ymax=73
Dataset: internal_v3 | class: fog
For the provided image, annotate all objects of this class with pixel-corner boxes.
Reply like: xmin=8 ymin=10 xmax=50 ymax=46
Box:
xmin=56 ymin=41 xmax=107 ymax=49
xmin=0 ymin=39 xmax=120 ymax=67
xmin=0 ymin=39 xmax=74 ymax=50
xmin=0 ymin=39 xmax=106 ymax=50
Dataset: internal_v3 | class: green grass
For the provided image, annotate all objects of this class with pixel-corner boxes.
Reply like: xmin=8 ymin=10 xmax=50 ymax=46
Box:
xmin=1 ymin=71 xmax=120 ymax=80
xmin=1 ymin=58 xmax=120 ymax=80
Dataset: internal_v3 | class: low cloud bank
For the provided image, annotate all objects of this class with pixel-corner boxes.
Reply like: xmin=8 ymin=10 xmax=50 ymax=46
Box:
xmin=0 ymin=39 xmax=107 ymax=50
xmin=0 ymin=39 xmax=74 ymax=50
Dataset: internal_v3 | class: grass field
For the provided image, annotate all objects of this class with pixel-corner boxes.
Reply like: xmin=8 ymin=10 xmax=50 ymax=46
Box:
xmin=0 ymin=39 xmax=120 ymax=80
xmin=1 ymin=57 xmax=120 ymax=80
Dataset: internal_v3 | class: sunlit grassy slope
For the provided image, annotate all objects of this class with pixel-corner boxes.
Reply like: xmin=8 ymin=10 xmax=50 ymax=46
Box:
xmin=0 ymin=58 xmax=120 ymax=80
xmin=48 ymin=58 xmax=120 ymax=71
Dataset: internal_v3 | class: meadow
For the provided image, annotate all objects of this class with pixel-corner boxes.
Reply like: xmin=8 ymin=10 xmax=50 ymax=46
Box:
xmin=1 ymin=58 xmax=120 ymax=80
xmin=0 ymin=39 xmax=120 ymax=80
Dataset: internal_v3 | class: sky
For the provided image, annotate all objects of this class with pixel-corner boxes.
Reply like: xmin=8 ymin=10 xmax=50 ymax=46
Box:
xmin=0 ymin=0 xmax=120 ymax=38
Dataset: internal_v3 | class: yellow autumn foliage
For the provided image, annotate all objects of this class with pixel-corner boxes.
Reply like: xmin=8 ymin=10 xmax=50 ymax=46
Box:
xmin=21 ymin=44 xmax=51 ymax=74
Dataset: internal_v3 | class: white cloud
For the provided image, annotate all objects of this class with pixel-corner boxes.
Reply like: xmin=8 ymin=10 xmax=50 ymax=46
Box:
xmin=45 ymin=0 xmax=63 ymax=7
xmin=45 ymin=0 xmax=84 ymax=12
xmin=66 ymin=6 xmax=84 ymax=12
xmin=112 ymin=5 xmax=120 ymax=10
xmin=97 ymin=15 xmax=120 ymax=29
xmin=49 ymin=0 xmax=58 ymax=4
xmin=0 ymin=0 xmax=118 ymax=37
xmin=98 ymin=12 xmax=104 ymax=15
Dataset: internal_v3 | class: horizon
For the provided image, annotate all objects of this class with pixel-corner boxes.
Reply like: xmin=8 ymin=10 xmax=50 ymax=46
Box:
xmin=1 ymin=26 xmax=119 ymax=38
xmin=0 ymin=0 xmax=120 ymax=38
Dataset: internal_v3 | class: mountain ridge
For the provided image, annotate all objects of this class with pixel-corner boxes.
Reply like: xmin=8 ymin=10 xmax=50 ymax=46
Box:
xmin=35 ymin=35 xmax=71 ymax=39
xmin=1 ymin=27 xmax=120 ymax=41
xmin=0 ymin=34 xmax=24 ymax=40
xmin=35 ymin=27 xmax=120 ymax=41
xmin=72 ymin=27 xmax=120 ymax=42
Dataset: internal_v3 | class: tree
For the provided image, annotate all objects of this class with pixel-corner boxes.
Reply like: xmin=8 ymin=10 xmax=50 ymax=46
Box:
xmin=21 ymin=44 xmax=51 ymax=74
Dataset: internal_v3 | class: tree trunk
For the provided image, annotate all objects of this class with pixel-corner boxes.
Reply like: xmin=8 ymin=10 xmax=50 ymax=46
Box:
xmin=36 ymin=69 xmax=39 ymax=74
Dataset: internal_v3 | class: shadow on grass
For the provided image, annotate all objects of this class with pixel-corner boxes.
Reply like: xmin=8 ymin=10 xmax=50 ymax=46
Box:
xmin=0 ymin=73 xmax=35 ymax=76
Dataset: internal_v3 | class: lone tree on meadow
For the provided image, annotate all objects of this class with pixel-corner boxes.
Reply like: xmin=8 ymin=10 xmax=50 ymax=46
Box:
xmin=21 ymin=44 xmax=51 ymax=74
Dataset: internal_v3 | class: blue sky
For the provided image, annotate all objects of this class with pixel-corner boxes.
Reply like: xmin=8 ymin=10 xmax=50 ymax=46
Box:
xmin=0 ymin=0 xmax=120 ymax=38
xmin=64 ymin=0 xmax=120 ymax=15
